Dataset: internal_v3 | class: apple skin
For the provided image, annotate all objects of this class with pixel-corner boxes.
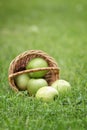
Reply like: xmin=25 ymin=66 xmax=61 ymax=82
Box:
xmin=51 ymin=79 xmax=71 ymax=95
xmin=15 ymin=74 xmax=29 ymax=90
xmin=27 ymin=78 xmax=48 ymax=96
xmin=26 ymin=58 xmax=48 ymax=78
xmin=35 ymin=86 xmax=59 ymax=102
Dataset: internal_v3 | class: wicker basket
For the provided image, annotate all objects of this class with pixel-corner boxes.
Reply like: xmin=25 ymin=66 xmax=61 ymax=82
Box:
xmin=8 ymin=50 xmax=60 ymax=92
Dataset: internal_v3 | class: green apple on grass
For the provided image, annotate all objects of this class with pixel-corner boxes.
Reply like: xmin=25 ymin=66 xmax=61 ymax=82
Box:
xmin=52 ymin=79 xmax=71 ymax=95
xmin=15 ymin=74 xmax=29 ymax=90
xmin=36 ymin=86 xmax=59 ymax=102
xmin=27 ymin=78 xmax=48 ymax=96
xmin=26 ymin=57 xmax=48 ymax=78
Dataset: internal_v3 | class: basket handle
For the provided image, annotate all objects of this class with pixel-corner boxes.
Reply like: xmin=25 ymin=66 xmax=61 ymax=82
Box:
xmin=9 ymin=67 xmax=60 ymax=78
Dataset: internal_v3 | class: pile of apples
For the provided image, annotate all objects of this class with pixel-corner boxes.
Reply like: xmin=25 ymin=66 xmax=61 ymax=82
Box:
xmin=15 ymin=57 xmax=71 ymax=102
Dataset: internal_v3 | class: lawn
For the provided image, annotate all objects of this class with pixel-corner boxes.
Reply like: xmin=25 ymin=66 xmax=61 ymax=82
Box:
xmin=0 ymin=0 xmax=87 ymax=129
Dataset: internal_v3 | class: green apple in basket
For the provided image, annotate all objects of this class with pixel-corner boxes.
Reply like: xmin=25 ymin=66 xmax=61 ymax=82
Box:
xmin=35 ymin=86 xmax=59 ymax=102
xmin=51 ymin=79 xmax=71 ymax=95
xmin=26 ymin=57 xmax=48 ymax=78
xmin=27 ymin=78 xmax=48 ymax=96
xmin=15 ymin=73 xmax=29 ymax=90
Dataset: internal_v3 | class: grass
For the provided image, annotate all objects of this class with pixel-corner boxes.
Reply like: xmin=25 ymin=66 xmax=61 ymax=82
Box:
xmin=0 ymin=0 xmax=87 ymax=129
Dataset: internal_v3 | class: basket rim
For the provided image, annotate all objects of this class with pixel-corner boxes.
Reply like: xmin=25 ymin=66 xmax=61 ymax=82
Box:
xmin=8 ymin=49 xmax=59 ymax=75
xmin=9 ymin=50 xmax=58 ymax=65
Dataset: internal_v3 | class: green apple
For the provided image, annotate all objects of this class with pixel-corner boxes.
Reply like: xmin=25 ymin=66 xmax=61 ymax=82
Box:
xmin=35 ymin=86 xmax=58 ymax=102
xmin=15 ymin=74 xmax=29 ymax=90
xmin=27 ymin=78 xmax=48 ymax=96
xmin=52 ymin=79 xmax=71 ymax=95
xmin=26 ymin=58 xmax=48 ymax=78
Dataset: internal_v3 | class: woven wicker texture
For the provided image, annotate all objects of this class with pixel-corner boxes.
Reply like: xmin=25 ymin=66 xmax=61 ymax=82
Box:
xmin=8 ymin=50 xmax=60 ymax=92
